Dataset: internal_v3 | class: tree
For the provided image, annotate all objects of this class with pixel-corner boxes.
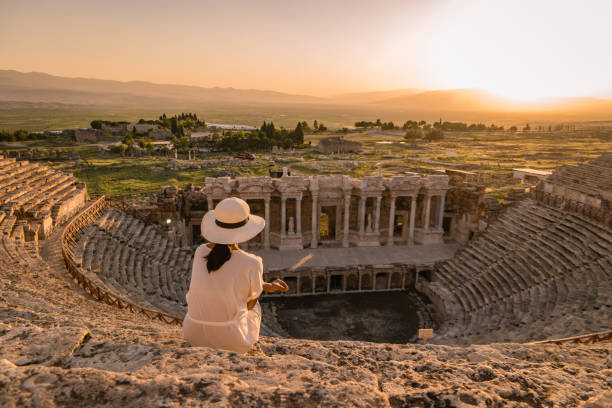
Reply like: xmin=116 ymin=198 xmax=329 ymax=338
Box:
xmin=13 ymin=129 xmax=29 ymax=140
xmin=424 ymin=128 xmax=444 ymax=142
xmin=170 ymin=117 xmax=179 ymax=135
xmin=172 ymin=136 xmax=190 ymax=152
xmin=313 ymin=120 xmax=318 ymax=130
xmin=402 ymin=120 xmax=419 ymax=130
xmin=375 ymin=118 xmax=382 ymax=127
xmin=138 ymin=138 xmax=154 ymax=151
xmin=317 ymin=122 xmax=327 ymax=132
xmin=404 ymin=128 xmax=422 ymax=141
xmin=523 ymin=123 xmax=531 ymax=132
xmin=90 ymin=120 xmax=103 ymax=129
xmin=355 ymin=121 xmax=374 ymax=128
xmin=381 ymin=121 xmax=395 ymax=130
xmin=294 ymin=122 xmax=304 ymax=145
xmin=123 ymin=135 xmax=135 ymax=146
xmin=509 ymin=126 xmax=518 ymax=133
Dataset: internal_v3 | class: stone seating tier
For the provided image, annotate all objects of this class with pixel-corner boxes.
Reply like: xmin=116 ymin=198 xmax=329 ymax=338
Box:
xmin=428 ymin=199 xmax=612 ymax=344
xmin=75 ymin=207 xmax=191 ymax=316
xmin=0 ymin=159 xmax=87 ymax=239
xmin=548 ymin=163 xmax=612 ymax=193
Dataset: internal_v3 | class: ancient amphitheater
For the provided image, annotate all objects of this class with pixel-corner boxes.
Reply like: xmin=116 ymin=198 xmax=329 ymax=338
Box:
xmin=1 ymin=154 xmax=611 ymax=407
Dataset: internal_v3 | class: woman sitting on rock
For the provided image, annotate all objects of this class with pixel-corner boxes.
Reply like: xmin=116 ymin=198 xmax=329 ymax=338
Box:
xmin=183 ymin=197 xmax=289 ymax=353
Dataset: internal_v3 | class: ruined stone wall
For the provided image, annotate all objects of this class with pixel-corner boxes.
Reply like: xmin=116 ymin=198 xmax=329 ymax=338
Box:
xmin=74 ymin=129 xmax=107 ymax=143
xmin=316 ymin=137 xmax=362 ymax=154
xmin=535 ymin=154 xmax=612 ymax=227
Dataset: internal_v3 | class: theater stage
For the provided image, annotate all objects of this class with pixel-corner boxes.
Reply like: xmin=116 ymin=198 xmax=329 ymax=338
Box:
xmin=252 ymin=243 xmax=459 ymax=271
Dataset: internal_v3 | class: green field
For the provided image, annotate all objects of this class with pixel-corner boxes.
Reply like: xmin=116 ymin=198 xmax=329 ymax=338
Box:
xmin=7 ymin=128 xmax=611 ymax=199
xmin=48 ymin=155 xmax=271 ymax=197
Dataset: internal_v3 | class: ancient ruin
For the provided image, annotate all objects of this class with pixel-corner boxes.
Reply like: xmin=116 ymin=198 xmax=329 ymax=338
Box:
xmin=316 ymin=136 xmax=362 ymax=154
xmin=421 ymin=154 xmax=612 ymax=344
xmin=0 ymin=157 xmax=87 ymax=240
xmin=1 ymin=154 xmax=611 ymax=406
xmin=155 ymin=171 xmax=455 ymax=249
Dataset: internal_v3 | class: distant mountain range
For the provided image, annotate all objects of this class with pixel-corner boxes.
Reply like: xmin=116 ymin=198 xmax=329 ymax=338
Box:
xmin=0 ymin=70 xmax=323 ymax=107
xmin=1 ymin=69 xmax=611 ymax=117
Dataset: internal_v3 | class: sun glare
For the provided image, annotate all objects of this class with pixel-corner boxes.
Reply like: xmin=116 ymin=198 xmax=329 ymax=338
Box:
xmin=418 ymin=0 xmax=612 ymax=101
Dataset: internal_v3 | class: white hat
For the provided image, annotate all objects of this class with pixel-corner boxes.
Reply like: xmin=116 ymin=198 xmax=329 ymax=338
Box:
xmin=201 ymin=197 xmax=265 ymax=244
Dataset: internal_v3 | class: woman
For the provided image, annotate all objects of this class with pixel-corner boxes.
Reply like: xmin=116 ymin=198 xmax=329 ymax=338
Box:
xmin=183 ymin=197 xmax=289 ymax=353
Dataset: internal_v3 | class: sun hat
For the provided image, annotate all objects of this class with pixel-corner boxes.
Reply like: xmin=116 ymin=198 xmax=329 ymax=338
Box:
xmin=201 ymin=197 xmax=265 ymax=244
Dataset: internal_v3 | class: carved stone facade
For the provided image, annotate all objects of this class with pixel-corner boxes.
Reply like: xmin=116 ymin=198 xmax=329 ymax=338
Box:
xmin=153 ymin=172 xmax=465 ymax=249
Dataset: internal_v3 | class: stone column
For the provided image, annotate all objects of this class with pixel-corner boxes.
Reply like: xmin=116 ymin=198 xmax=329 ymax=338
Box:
xmin=264 ymin=197 xmax=270 ymax=249
xmin=387 ymin=195 xmax=396 ymax=246
xmin=374 ymin=196 xmax=382 ymax=233
xmin=343 ymin=194 xmax=350 ymax=247
xmin=423 ymin=194 xmax=432 ymax=231
xmin=437 ymin=193 xmax=446 ymax=229
xmin=281 ymin=197 xmax=287 ymax=238
xmin=207 ymin=197 xmax=214 ymax=211
xmin=296 ymin=196 xmax=302 ymax=234
xmin=311 ymin=193 xmax=318 ymax=248
xmin=408 ymin=195 xmax=416 ymax=245
xmin=359 ymin=196 xmax=366 ymax=235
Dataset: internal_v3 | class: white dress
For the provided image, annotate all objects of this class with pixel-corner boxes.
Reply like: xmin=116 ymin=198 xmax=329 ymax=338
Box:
xmin=183 ymin=245 xmax=264 ymax=353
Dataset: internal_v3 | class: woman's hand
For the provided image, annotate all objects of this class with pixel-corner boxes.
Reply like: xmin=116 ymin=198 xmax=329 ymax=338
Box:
xmin=263 ymin=279 xmax=289 ymax=293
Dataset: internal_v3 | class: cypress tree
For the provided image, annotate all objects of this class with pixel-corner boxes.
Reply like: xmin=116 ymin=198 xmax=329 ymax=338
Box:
xmin=294 ymin=122 xmax=304 ymax=145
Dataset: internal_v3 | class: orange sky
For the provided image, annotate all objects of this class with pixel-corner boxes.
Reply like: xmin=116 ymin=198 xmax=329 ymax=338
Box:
xmin=1 ymin=0 xmax=611 ymax=99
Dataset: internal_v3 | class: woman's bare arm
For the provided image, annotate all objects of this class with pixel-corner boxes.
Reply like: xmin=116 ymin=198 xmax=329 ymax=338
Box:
xmin=246 ymin=279 xmax=289 ymax=310
xmin=263 ymin=279 xmax=289 ymax=293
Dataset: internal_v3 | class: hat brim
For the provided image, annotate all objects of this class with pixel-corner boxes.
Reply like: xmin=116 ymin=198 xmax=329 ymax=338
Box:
xmin=200 ymin=210 xmax=265 ymax=244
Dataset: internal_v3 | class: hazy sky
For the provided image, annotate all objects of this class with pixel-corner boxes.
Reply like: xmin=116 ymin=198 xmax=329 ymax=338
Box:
xmin=1 ymin=0 xmax=611 ymax=99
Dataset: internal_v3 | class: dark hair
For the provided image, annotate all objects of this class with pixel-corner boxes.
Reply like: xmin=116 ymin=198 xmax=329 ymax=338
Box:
xmin=206 ymin=244 xmax=232 ymax=272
